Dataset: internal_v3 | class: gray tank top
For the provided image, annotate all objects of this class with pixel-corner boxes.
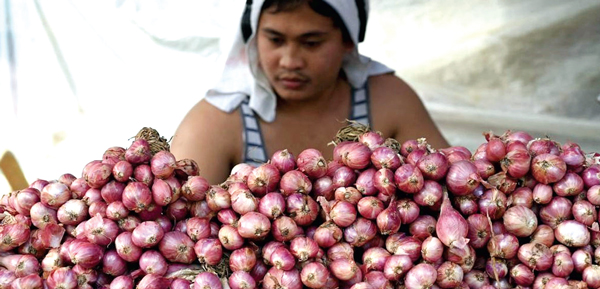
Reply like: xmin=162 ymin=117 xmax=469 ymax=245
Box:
xmin=241 ymin=83 xmax=371 ymax=166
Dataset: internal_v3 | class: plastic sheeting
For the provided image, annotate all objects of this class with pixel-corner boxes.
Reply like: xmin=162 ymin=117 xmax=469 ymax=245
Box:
xmin=1 ymin=0 xmax=599 ymax=185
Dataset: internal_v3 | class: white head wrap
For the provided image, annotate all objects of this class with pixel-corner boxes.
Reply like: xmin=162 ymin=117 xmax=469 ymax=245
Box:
xmin=205 ymin=0 xmax=393 ymax=122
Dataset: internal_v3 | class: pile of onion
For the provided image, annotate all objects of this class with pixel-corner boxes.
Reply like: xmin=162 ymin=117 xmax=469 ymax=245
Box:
xmin=1 ymin=126 xmax=599 ymax=289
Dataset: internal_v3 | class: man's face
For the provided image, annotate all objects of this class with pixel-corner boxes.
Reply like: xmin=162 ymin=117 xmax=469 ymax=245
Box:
xmin=256 ymin=2 xmax=353 ymax=102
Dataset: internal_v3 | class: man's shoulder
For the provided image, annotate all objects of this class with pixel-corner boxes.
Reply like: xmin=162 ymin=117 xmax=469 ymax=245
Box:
xmin=368 ymin=73 xmax=418 ymax=105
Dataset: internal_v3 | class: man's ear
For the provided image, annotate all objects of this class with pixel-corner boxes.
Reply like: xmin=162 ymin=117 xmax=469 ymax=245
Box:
xmin=344 ymin=41 xmax=355 ymax=53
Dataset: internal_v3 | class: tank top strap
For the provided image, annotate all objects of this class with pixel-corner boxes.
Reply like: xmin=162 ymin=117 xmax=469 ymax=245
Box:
xmin=240 ymin=98 xmax=269 ymax=167
xmin=349 ymin=81 xmax=371 ymax=127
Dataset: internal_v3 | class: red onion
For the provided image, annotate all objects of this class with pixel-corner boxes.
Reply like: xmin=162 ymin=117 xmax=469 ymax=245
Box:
xmin=446 ymin=244 xmax=476 ymax=273
xmin=336 ymin=142 xmax=371 ymax=170
xmin=404 ymin=263 xmax=437 ymax=289
xmin=528 ymin=138 xmax=561 ymax=157
xmin=57 ymin=199 xmax=88 ymax=225
xmin=455 ymin=194 xmax=478 ymax=216
xmin=150 ymin=179 xmax=173 ymax=206
xmin=149 ymin=150 xmax=175 ymax=179
xmin=474 ymin=159 xmax=496 ymax=180
xmin=247 ymin=163 xmax=280 ymax=196
xmin=329 ymin=258 xmax=359 ymax=281
xmin=573 ymin=248 xmax=592 ymax=273
xmin=417 ymin=152 xmax=449 ymax=181
xmin=359 ymin=131 xmax=385 ymax=150
xmin=46 ymin=267 xmax=77 ymax=289
xmin=205 ymin=186 xmax=231 ymax=212
xmin=414 ymin=180 xmax=443 ymax=207
xmin=533 ymin=183 xmax=553 ymax=204
xmin=370 ymin=146 xmax=401 ymax=170
xmin=136 ymin=274 xmax=171 ymax=288
xmin=487 ymin=234 xmax=519 ymax=259
xmin=102 ymin=146 xmax=125 ymax=165
xmin=464 ymin=270 xmax=490 ymax=288
xmin=133 ymin=164 xmax=154 ymax=186
xmin=377 ymin=200 xmax=402 ymax=235
xmin=263 ymin=267 xmax=301 ymax=289
xmin=509 ymin=187 xmax=533 ymax=208
xmin=181 ymin=176 xmax=209 ymax=202
xmin=192 ymin=238 xmax=222 ymax=266
xmin=69 ymin=178 xmax=90 ymax=199
xmin=280 ymin=170 xmax=312 ymax=196
xmin=312 ymin=176 xmax=335 ymax=200
xmin=231 ymin=190 xmax=258 ymax=216
xmin=112 ymin=160 xmax=133 ymax=183
xmin=422 ymin=236 xmax=444 ymax=263
xmin=394 ymin=164 xmax=424 ymax=193
xmin=131 ymin=221 xmax=164 ymax=248
xmin=478 ymin=189 xmax=507 ymax=220
xmin=229 ymin=271 xmax=257 ymax=289
xmin=355 ymin=168 xmax=377 ymax=196
xmin=82 ymin=188 xmax=102 ymax=206
xmin=124 ymin=139 xmax=151 ymax=165
xmin=41 ymin=248 xmax=62 ymax=274
xmin=117 ymin=215 xmax=141 ymax=232
xmin=486 ymin=258 xmax=508 ymax=280
xmin=362 ymin=247 xmax=390 ymax=272
xmin=531 ymin=153 xmax=567 ymax=184
xmin=582 ymin=165 xmax=600 ymax=188
xmin=270 ymin=246 xmax=295 ymax=271
xmin=286 ymin=193 xmax=319 ymax=226
xmin=555 ymin=220 xmax=590 ymax=247
xmin=158 ymin=231 xmax=195 ymax=264
xmin=68 ymin=240 xmax=103 ymax=269
xmin=344 ymin=217 xmax=377 ymax=247
xmin=314 ymin=219 xmax=343 ymax=248
xmin=332 ymin=166 xmax=357 ymax=188
xmin=363 ymin=271 xmax=393 ymax=289
xmin=300 ymin=262 xmax=330 ymax=288
xmin=329 ymin=200 xmax=356 ymax=228
xmin=138 ymin=250 xmax=168 ymax=276
xmin=507 ymin=263 xmax=534 ymax=287
xmin=40 ymin=182 xmax=71 ymax=209
xmin=84 ymin=161 xmax=113 ymax=189
xmin=408 ymin=215 xmax=437 ymax=240
xmin=400 ymin=139 xmax=420 ymax=157
xmin=289 ymin=236 xmax=318 ymax=262
xmin=373 ymin=168 xmax=396 ymax=196
xmin=406 ymin=148 xmax=427 ymax=166
xmin=29 ymin=179 xmax=49 ymax=192
xmin=12 ymin=274 xmax=43 ymax=289
xmin=238 ymin=212 xmax=271 ymax=240
xmin=357 ymin=196 xmax=383 ymax=220
xmin=583 ymin=265 xmax=600 ymax=288
xmin=13 ymin=188 xmax=40 ymax=216
xmin=272 ymin=216 xmax=299 ymax=242
xmin=121 ymin=182 xmax=152 ymax=213
xmin=104 ymin=201 xmax=128 ymax=221
xmin=517 ymin=242 xmax=553 ymax=271
xmin=334 ymin=187 xmax=362 ymax=204
xmin=501 ymin=148 xmax=531 ymax=179
xmin=88 ymin=201 xmax=107 ymax=218
xmin=297 ymin=148 xmax=328 ymax=179
xmin=437 ymin=261 xmax=464 ymax=288
xmin=436 ymin=193 xmax=469 ymax=249
xmin=0 ymin=254 xmax=39 ymax=278
xmin=271 ymin=149 xmax=296 ymax=173
xmin=102 ymin=249 xmax=127 ymax=276
xmin=539 ymin=196 xmax=573 ymax=228
xmin=189 ymin=200 xmax=216 ymax=219
xmin=218 ymin=225 xmax=244 ymax=251
xmin=110 ymin=275 xmax=134 ymax=289
xmin=396 ymin=199 xmax=420 ymax=225
xmin=572 ymin=200 xmax=597 ymax=226
xmin=530 ymin=224 xmax=555 ymax=248
xmin=552 ymin=251 xmax=574 ymax=278
xmin=503 ymin=205 xmax=538 ymax=237
xmin=258 ymin=192 xmax=286 ymax=219
xmin=446 ymin=160 xmax=481 ymax=196
xmin=84 ymin=214 xmax=118 ymax=246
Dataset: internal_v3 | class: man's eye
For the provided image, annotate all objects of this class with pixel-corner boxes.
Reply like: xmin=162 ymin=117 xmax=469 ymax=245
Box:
xmin=304 ymin=41 xmax=321 ymax=47
xmin=269 ymin=37 xmax=283 ymax=45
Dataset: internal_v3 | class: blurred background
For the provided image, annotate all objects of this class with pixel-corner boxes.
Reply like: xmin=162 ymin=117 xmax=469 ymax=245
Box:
xmin=1 ymin=0 xmax=600 ymax=192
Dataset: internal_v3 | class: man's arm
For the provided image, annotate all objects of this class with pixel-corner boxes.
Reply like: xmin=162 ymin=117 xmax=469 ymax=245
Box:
xmin=170 ymin=100 xmax=241 ymax=185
